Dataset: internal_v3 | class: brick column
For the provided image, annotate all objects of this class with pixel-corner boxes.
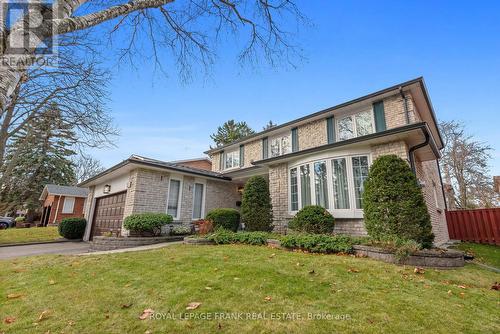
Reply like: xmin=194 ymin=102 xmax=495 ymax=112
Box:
xmin=269 ymin=163 xmax=291 ymax=233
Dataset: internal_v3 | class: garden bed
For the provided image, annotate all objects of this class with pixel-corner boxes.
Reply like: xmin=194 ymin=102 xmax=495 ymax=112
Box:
xmin=90 ymin=235 xmax=184 ymax=251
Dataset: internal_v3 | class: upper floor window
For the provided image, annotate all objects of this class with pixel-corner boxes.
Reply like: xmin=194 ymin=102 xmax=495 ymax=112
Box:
xmin=270 ymin=133 xmax=291 ymax=157
xmin=224 ymin=150 xmax=240 ymax=169
xmin=337 ymin=110 xmax=374 ymax=141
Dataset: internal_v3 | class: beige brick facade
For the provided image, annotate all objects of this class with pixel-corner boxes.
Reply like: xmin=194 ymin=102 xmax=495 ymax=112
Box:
xmin=268 ymin=163 xmax=292 ymax=233
xmin=298 ymin=119 xmax=328 ymax=150
xmin=371 ymin=140 xmax=409 ymax=161
xmin=205 ymin=179 xmax=241 ymax=212
xmin=243 ymin=140 xmax=262 ymax=168
xmin=383 ymin=93 xmax=420 ymax=129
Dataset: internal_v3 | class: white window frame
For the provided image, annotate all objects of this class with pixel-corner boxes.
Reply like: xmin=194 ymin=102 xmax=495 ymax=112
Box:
xmin=224 ymin=149 xmax=240 ymax=170
xmin=288 ymin=151 xmax=372 ymax=219
xmin=269 ymin=132 xmax=292 ymax=158
xmin=191 ymin=179 xmax=207 ymax=220
xmin=61 ymin=196 xmax=75 ymax=214
xmin=166 ymin=176 xmax=183 ymax=220
xmin=336 ymin=107 xmax=376 ymax=142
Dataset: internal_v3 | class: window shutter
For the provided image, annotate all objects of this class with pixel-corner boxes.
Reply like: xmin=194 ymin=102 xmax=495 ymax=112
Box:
xmin=262 ymin=137 xmax=268 ymax=159
xmin=326 ymin=116 xmax=335 ymax=144
xmin=373 ymin=101 xmax=386 ymax=132
xmin=291 ymin=128 xmax=299 ymax=152
xmin=219 ymin=151 xmax=224 ymax=170
xmin=239 ymin=144 xmax=244 ymax=167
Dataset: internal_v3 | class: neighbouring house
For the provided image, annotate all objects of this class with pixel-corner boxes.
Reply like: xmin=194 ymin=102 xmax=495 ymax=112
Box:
xmin=169 ymin=157 xmax=212 ymax=171
xmin=80 ymin=77 xmax=450 ymax=245
xmin=39 ymin=185 xmax=88 ymax=226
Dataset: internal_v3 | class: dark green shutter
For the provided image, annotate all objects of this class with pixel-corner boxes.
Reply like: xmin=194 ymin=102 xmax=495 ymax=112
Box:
xmin=262 ymin=137 xmax=268 ymax=159
xmin=373 ymin=101 xmax=386 ymax=132
xmin=239 ymin=144 xmax=244 ymax=167
xmin=219 ymin=151 xmax=224 ymax=170
xmin=291 ymin=128 xmax=299 ymax=152
xmin=326 ymin=116 xmax=335 ymax=144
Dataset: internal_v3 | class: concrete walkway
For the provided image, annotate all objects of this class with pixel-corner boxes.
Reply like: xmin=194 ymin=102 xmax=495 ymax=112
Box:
xmin=0 ymin=241 xmax=89 ymax=260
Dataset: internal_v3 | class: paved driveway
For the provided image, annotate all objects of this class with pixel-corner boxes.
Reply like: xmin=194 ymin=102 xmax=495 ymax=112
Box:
xmin=0 ymin=241 xmax=89 ymax=260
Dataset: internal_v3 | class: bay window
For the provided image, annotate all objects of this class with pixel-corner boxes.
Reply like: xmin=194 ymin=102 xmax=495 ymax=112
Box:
xmin=270 ymin=133 xmax=291 ymax=157
xmin=289 ymin=154 xmax=371 ymax=217
xmin=224 ymin=150 xmax=240 ymax=169
xmin=337 ymin=110 xmax=374 ymax=141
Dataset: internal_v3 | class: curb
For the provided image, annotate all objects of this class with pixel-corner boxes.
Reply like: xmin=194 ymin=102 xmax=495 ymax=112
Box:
xmin=0 ymin=239 xmax=82 ymax=248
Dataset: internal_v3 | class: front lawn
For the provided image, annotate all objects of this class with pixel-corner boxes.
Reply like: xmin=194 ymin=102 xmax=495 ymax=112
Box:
xmin=1 ymin=244 xmax=499 ymax=333
xmin=452 ymin=242 xmax=500 ymax=268
xmin=0 ymin=226 xmax=60 ymax=245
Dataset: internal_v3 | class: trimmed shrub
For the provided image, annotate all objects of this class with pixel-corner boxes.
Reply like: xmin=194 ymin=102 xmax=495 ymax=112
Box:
xmin=363 ymin=155 xmax=434 ymax=248
xmin=170 ymin=225 xmax=192 ymax=236
xmin=288 ymin=205 xmax=334 ymax=234
xmin=241 ymin=176 xmax=273 ymax=231
xmin=123 ymin=213 xmax=173 ymax=235
xmin=58 ymin=218 xmax=86 ymax=239
xmin=206 ymin=230 xmax=270 ymax=245
xmin=205 ymin=208 xmax=240 ymax=231
xmin=280 ymin=233 xmax=354 ymax=254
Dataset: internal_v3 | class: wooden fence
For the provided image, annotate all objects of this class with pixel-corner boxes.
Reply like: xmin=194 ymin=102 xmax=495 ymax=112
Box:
xmin=446 ymin=208 xmax=500 ymax=245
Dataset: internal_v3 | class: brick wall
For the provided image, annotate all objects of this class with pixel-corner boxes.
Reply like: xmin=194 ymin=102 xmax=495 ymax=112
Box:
xmin=177 ymin=160 xmax=212 ymax=171
xmin=415 ymin=159 xmax=449 ymax=245
xmin=243 ymin=140 xmax=262 ymax=168
xmin=205 ymin=179 xmax=241 ymax=212
xmin=268 ymin=163 xmax=292 ymax=233
xmin=211 ymin=152 xmax=221 ymax=172
xmin=383 ymin=93 xmax=420 ymax=129
xmin=371 ymin=140 xmax=409 ymax=161
xmin=334 ymin=219 xmax=367 ymax=236
xmin=298 ymin=119 xmax=327 ymax=150
xmin=47 ymin=195 xmax=85 ymax=224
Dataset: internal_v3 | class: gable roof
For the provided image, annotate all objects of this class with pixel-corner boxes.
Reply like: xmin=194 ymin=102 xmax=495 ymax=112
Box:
xmin=78 ymin=155 xmax=230 ymax=187
xmin=40 ymin=184 xmax=89 ymax=200
xmin=205 ymin=77 xmax=443 ymax=154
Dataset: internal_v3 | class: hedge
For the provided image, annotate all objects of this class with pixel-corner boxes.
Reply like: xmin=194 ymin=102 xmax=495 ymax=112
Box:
xmin=123 ymin=213 xmax=173 ymax=235
xmin=206 ymin=230 xmax=270 ymax=245
xmin=58 ymin=218 xmax=86 ymax=239
xmin=288 ymin=205 xmax=334 ymax=234
xmin=280 ymin=233 xmax=354 ymax=254
xmin=205 ymin=208 xmax=240 ymax=231
xmin=241 ymin=176 xmax=273 ymax=231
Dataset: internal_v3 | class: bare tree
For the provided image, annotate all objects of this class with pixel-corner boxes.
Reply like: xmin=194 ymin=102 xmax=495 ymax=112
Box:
xmin=439 ymin=120 xmax=499 ymax=208
xmin=0 ymin=38 xmax=117 ymax=168
xmin=73 ymin=153 xmax=106 ymax=184
xmin=0 ymin=0 xmax=307 ymax=112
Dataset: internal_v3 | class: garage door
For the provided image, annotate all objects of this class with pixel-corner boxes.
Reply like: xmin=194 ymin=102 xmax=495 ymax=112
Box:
xmin=90 ymin=191 xmax=126 ymax=239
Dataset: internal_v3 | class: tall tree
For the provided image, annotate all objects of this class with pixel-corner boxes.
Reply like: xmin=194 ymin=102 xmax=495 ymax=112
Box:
xmin=439 ymin=120 xmax=499 ymax=208
xmin=0 ymin=1 xmax=306 ymax=112
xmin=210 ymin=119 xmax=255 ymax=147
xmin=0 ymin=104 xmax=77 ymax=221
xmin=263 ymin=120 xmax=278 ymax=130
xmin=73 ymin=153 xmax=106 ymax=184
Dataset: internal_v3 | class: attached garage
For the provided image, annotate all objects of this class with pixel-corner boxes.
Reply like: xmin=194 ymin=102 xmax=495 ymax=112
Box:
xmin=90 ymin=191 xmax=126 ymax=239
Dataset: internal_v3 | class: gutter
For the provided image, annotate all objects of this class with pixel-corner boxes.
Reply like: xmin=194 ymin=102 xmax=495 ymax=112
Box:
xmin=408 ymin=129 xmax=430 ymax=174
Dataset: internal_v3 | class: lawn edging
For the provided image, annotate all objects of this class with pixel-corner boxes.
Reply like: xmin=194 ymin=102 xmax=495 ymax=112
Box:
xmin=90 ymin=235 xmax=184 ymax=251
xmin=0 ymin=238 xmax=80 ymax=248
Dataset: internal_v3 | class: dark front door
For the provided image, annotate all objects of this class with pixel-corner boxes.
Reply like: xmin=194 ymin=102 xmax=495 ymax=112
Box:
xmin=90 ymin=191 xmax=126 ymax=239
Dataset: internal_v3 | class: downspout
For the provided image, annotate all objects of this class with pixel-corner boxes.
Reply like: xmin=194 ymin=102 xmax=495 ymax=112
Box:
xmin=437 ymin=160 xmax=448 ymax=211
xmin=408 ymin=129 xmax=430 ymax=175
xmin=400 ymin=87 xmax=410 ymax=124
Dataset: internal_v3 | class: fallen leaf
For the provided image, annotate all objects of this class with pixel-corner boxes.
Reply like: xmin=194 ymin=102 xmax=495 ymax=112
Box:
xmin=223 ymin=256 xmax=229 ymax=261
xmin=457 ymin=285 xmax=467 ymax=289
xmin=447 ymin=290 xmax=452 ymax=295
xmin=37 ymin=310 xmax=50 ymax=322
xmin=4 ymin=316 xmax=16 ymax=324
xmin=121 ymin=303 xmax=133 ymax=309
xmin=491 ymin=282 xmax=500 ymax=290
xmin=269 ymin=253 xmax=275 ymax=258
xmin=186 ymin=302 xmax=201 ymax=310
xmin=67 ymin=320 xmax=75 ymax=326
xmin=7 ymin=293 xmax=23 ymax=299
xmin=205 ymin=287 xmax=212 ymax=290
xmin=218 ymin=322 xmax=222 ymax=330
xmin=459 ymin=292 xmax=465 ymax=298
xmin=124 ymin=283 xmax=132 ymax=288
xmin=308 ymin=269 xmax=315 ymax=274
xmin=145 ymin=330 xmax=152 ymax=334
xmin=347 ymin=268 xmax=359 ymax=273
xmin=296 ymin=262 xmax=302 ymax=266
xmin=139 ymin=309 xmax=154 ymax=320
xmin=414 ymin=267 xmax=425 ymax=274
xmin=264 ymin=296 xmax=272 ymax=301
xmin=233 ymin=277 xmax=240 ymax=280
xmin=48 ymin=280 xmax=56 ymax=285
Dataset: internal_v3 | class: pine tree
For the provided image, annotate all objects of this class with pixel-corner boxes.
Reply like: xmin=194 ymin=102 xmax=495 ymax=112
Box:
xmin=210 ymin=120 xmax=255 ymax=147
xmin=0 ymin=104 xmax=77 ymax=221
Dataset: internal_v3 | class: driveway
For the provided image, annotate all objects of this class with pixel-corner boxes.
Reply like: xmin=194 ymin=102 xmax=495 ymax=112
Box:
xmin=0 ymin=241 xmax=89 ymax=260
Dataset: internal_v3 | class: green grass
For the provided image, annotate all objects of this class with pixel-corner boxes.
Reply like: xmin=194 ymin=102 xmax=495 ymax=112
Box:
xmin=1 ymin=244 xmax=499 ymax=333
xmin=0 ymin=226 xmax=60 ymax=245
xmin=452 ymin=242 xmax=500 ymax=268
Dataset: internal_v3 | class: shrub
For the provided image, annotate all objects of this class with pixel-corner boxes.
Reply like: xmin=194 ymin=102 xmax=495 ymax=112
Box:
xmin=280 ymin=233 xmax=354 ymax=253
xmin=205 ymin=208 xmax=240 ymax=231
xmin=206 ymin=230 xmax=270 ymax=245
xmin=15 ymin=216 xmax=25 ymax=223
xmin=58 ymin=218 xmax=86 ymax=239
xmin=363 ymin=155 xmax=434 ymax=248
xmin=360 ymin=236 xmax=422 ymax=262
xmin=170 ymin=225 xmax=192 ymax=236
xmin=123 ymin=213 xmax=173 ymax=235
xmin=194 ymin=219 xmax=213 ymax=235
xmin=288 ymin=205 xmax=334 ymax=234
xmin=241 ymin=176 xmax=273 ymax=231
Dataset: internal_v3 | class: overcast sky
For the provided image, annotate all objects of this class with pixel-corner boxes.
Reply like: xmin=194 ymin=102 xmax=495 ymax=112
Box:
xmin=87 ymin=1 xmax=500 ymax=176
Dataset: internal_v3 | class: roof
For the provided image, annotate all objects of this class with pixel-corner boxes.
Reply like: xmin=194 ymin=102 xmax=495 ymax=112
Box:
xmin=78 ymin=155 xmax=230 ymax=187
xmin=205 ymin=77 xmax=443 ymax=154
xmin=39 ymin=184 xmax=89 ymax=200
xmin=169 ymin=157 xmax=211 ymax=164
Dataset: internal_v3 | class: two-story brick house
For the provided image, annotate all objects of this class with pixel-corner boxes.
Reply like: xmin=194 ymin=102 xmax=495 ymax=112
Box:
xmin=81 ymin=77 xmax=449 ymax=244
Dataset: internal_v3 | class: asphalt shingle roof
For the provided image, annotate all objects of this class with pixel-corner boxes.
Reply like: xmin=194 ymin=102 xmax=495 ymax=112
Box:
xmin=45 ymin=184 xmax=89 ymax=197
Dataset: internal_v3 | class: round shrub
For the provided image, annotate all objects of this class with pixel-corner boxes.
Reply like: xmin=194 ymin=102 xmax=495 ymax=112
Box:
xmin=288 ymin=205 xmax=334 ymax=234
xmin=241 ymin=176 xmax=273 ymax=231
xmin=363 ymin=155 xmax=434 ymax=248
xmin=15 ymin=216 xmax=25 ymax=223
xmin=123 ymin=213 xmax=173 ymax=235
xmin=205 ymin=208 xmax=240 ymax=231
xmin=58 ymin=218 xmax=87 ymax=239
